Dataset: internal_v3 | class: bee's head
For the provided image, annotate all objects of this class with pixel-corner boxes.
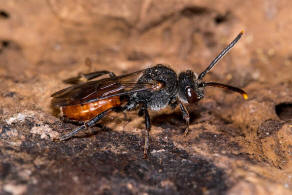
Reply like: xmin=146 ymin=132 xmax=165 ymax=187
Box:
xmin=177 ymin=31 xmax=248 ymax=104
xmin=177 ymin=70 xmax=205 ymax=104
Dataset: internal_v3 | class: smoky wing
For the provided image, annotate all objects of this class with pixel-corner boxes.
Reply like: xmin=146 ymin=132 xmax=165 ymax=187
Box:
xmin=51 ymin=69 xmax=149 ymax=106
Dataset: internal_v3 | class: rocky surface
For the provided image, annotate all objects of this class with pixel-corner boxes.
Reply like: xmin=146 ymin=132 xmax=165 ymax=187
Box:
xmin=0 ymin=0 xmax=292 ymax=194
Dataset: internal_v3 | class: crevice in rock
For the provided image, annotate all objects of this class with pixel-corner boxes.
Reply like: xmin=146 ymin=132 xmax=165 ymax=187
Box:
xmin=0 ymin=10 xmax=10 ymax=19
xmin=275 ymin=102 xmax=292 ymax=121
xmin=214 ymin=12 xmax=230 ymax=24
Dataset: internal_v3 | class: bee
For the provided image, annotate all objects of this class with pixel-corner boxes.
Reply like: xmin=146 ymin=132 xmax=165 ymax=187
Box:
xmin=51 ymin=31 xmax=247 ymax=157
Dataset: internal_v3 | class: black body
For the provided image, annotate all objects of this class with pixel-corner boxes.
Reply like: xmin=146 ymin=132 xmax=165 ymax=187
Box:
xmin=51 ymin=32 xmax=247 ymax=157
xmin=125 ymin=64 xmax=178 ymax=111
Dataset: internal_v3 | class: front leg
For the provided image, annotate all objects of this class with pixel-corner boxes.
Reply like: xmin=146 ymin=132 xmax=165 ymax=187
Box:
xmin=179 ymin=102 xmax=190 ymax=136
xmin=169 ymin=96 xmax=178 ymax=109
xmin=139 ymin=106 xmax=151 ymax=158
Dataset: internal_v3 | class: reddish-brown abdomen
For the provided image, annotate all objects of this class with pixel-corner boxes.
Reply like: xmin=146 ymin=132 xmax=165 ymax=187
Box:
xmin=60 ymin=97 xmax=121 ymax=121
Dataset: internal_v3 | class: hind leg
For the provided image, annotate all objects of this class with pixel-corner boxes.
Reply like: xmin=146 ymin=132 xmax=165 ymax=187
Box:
xmin=139 ymin=105 xmax=151 ymax=158
xmin=60 ymin=109 xmax=113 ymax=141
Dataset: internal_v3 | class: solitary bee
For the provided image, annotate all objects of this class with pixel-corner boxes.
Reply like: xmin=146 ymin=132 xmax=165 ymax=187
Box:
xmin=51 ymin=31 xmax=247 ymax=157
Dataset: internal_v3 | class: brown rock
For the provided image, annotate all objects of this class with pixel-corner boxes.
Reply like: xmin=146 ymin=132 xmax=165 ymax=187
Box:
xmin=0 ymin=0 xmax=292 ymax=194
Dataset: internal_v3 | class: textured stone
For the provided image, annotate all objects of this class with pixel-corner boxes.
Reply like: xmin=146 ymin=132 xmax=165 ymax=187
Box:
xmin=0 ymin=0 xmax=292 ymax=194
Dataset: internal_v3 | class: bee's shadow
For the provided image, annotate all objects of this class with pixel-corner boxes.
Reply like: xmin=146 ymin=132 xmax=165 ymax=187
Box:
xmin=151 ymin=109 xmax=201 ymax=131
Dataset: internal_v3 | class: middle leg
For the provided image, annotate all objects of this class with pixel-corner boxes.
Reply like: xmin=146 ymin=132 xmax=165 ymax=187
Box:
xmin=139 ymin=106 xmax=151 ymax=158
xmin=179 ymin=102 xmax=190 ymax=136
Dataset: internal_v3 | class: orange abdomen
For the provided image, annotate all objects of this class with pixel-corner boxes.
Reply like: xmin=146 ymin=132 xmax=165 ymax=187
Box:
xmin=60 ymin=97 xmax=121 ymax=121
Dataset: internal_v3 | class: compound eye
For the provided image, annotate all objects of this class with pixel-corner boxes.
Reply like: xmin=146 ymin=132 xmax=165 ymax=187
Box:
xmin=186 ymin=87 xmax=198 ymax=104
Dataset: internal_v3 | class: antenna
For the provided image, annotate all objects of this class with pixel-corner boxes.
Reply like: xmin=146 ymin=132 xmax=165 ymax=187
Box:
xmin=198 ymin=31 xmax=244 ymax=80
xmin=203 ymin=82 xmax=248 ymax=100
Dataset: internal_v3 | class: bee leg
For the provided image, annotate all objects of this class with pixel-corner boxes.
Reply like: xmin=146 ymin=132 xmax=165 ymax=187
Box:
xmin=169 ymin=97 xmax=178 ymax=109
xmin=82 ymin=71 xmax=116 ymax=80
xmin=179 ymin=102 xmax=190 ymax=136
xmin=113 ymin=106 xmax=129 ymax=121
xmin=64 ymin=71 xmax=116 ymax=84
xmin=59 ymin=109 xmax=112 ymax=141
xmin=140 ymin=106 xmax=151 ymax=158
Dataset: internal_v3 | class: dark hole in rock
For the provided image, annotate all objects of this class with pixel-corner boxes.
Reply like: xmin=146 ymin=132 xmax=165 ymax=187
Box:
xmin=214 ymin=12 xmax=229 ymax=24
xmin=2 ymin=40 xmax=10 ymax=48
xmin=275 ymin=102 xmax=292 ymax=121
xmin=0 ymin=40 xmax=22 ymax=52
xmin=0 ymin=10 xmax=9 ymax=19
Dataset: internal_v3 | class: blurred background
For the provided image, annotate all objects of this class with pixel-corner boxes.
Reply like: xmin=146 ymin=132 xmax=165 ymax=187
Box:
xmin=0 ymin=0 xmax=291 ymax=194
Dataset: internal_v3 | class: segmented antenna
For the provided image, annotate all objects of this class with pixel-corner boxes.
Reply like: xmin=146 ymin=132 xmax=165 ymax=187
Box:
xmin=203 ymin=82 xmax=248 ymax=100
xmin=198 ymin=31 xmax=244 ymax=80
